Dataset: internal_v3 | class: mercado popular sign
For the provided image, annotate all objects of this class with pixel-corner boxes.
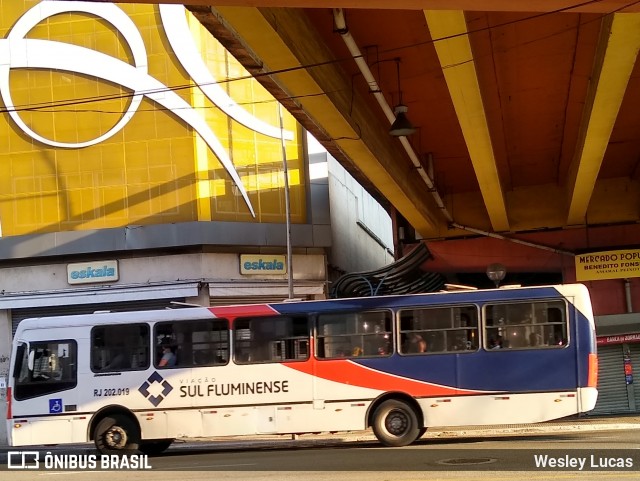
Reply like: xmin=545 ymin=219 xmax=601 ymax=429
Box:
xmin=575 ymin=249 xmax=640 ymax=281
xmin=597 ymin=333 xmax=640 ymax=346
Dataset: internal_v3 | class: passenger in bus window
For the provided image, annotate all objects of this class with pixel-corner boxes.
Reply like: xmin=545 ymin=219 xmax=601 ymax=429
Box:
xmin=105 ymin=352 xmax=127 ymax=370
xmin=529 ymin=332 xmax=542 ymax=347
xmin=158 ymin=342 xmax=177 ymax=367
xmin=490 ymin=335 xmax=504 ymax=349
xmin=405 ymin=333 xmax=427 ymax=353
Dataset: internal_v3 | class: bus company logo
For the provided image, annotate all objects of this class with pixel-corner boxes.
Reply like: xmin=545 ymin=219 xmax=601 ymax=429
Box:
xmin=138 ymin=372 xmax=173 ymax=407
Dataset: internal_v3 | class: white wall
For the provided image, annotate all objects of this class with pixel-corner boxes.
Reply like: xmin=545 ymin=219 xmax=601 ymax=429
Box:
xmin=325 ymin=154 xmax=394 ymax=274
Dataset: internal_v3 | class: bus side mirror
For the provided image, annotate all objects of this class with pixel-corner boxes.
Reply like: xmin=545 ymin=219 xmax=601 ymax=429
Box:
xmin=28 ymin=349 xmax=35 ymax=371
xmin=13 ymin=344 xmax=25 ymax=378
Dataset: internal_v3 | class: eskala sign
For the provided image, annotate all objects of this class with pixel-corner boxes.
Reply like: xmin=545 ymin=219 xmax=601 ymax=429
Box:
xmin=240 ymin=255 xmax=287 ymax=275
xmin=67 ymin=260 xmax=119 ymax=284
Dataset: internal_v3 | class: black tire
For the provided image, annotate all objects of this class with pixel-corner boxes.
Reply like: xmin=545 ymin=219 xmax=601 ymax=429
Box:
xmin=371 ymin=399 xmax=420 ymax=447
xmin=94 ymin=415 xmax=140 ymax=455
xmin=417 ymin=427 xmax=428 ymax=439
xmin=138 ymin=439 xmax=173 ymax=456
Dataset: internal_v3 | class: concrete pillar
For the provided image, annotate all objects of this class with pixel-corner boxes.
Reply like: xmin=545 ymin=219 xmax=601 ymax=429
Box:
xmin=186 ymin=282 xmax=210 ymax=306
xmin=0 ymin=309 xmax=11 ymax=445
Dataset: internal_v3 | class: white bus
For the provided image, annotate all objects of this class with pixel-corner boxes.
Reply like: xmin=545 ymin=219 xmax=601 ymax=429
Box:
xmin=6 ymin=284 xmax=598 ymax=454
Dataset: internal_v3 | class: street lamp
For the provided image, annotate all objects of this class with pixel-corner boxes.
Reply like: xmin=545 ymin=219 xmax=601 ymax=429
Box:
xmin=486 ymin=263 xmax=507 ymax=287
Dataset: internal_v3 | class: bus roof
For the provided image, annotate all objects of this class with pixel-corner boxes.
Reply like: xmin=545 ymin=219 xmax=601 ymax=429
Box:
xmin=12 ymin=283 xmax=590 ymax=337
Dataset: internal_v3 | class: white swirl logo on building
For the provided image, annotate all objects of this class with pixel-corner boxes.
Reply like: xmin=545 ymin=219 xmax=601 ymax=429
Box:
xmin=0 ymin=1 xmax=294 ymax=217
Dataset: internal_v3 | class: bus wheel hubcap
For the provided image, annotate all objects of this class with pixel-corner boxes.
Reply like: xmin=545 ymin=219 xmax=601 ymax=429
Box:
xmin=106 ymin=426 xmax=127 ymax=448
xmin=385 ymin=410 xmax=408 ymax=436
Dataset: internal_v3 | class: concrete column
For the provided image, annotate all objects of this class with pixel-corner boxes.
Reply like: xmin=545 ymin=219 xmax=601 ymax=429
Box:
xmin=0 ymin=309 xmax=11 ymax=445
xmin=186 ymin=282 xmax=210 ymax=306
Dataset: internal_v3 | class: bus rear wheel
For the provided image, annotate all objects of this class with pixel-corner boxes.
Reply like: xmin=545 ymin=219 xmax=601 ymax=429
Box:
xmin=138 ymin=439 xmax=173 ymax=455
xmin=371 ymin=399 xmax=420 ymax=447
xmin=94 ymin=415 xmax=140 ymax=455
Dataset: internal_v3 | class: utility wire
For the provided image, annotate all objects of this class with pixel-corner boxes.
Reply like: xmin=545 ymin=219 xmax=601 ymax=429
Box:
xmin=1 ymin=0 xmax=637 ymax=115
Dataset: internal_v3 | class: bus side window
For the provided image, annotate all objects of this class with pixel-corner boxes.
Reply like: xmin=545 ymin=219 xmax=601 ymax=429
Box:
xmin=91 ymin=323 xmax=150 ymax=372
xmin=399 ymin=306 xmax=479 ymax=354
xmin=316 ymin=310 xmax=392 ymax=359
xmin=234 ymin=316 xmax=309 ymax=364
xmin=155 ymin=319 xmax=229 ymax=368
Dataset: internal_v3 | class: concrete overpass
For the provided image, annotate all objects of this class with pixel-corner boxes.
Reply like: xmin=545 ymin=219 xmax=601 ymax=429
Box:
xmin=95 ymin=1 xmax=640 ymax=245
xmin=72 ymin=2 xmax=640 ymax=298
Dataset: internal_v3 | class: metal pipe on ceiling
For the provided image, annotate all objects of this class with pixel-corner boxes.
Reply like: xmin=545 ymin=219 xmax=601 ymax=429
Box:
xmin=333 ymin=8 xmax=452 ymax=223
xmin=333 ymin=8 xmax=577 ymax=259
xmin=449 ymin=222 xmax=574 ymax=256
xmin=625 ymin=278 xmax=633 ymax=313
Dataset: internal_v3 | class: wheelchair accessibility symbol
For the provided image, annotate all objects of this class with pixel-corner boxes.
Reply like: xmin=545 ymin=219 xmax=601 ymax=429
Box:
xmin=49 ymin=398 xmax=63 ymax=414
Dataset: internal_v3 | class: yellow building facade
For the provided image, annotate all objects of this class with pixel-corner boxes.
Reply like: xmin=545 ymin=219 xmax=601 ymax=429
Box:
xmin=0 ymin=1 xmax=305 ymax=237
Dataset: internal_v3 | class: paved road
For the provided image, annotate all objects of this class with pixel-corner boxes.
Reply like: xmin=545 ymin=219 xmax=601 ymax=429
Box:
xmin=1 ymin=427 xmax=639 ymax=481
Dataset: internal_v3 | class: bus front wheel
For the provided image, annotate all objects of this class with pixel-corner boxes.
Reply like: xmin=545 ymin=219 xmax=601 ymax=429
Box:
xmin=371 ymin=399 xmax=420 ymax=447
xmin=94 ymin=415 xmax=140 ymax=454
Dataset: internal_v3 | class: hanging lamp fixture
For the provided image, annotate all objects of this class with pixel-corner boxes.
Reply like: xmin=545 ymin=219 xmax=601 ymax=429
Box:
xmin=389 ymin=58 xmax=416 ymax=137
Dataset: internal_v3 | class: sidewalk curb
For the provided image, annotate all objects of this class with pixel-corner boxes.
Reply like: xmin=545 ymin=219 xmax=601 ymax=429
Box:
xmin=171 ymin=419 xmax=640 ymax=448
xmin=1 ymin=420 xmax=638 ymax=451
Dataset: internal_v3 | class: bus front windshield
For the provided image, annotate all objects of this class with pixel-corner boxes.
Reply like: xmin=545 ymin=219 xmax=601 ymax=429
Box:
xmin=13 ymin=340 xmax=78 ymax=401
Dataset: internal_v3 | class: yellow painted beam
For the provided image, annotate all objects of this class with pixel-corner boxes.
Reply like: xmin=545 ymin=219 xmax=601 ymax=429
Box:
xmin=424 ymin=10 xmax=509 ymax=232
xmin=566 ymin=13 xmax=640 ymax=226
xmin=435 ymin=178 xmax=639 ymax=238
xmin=83 ymin=0 xmax=640 ymax=15
xmin=210 ymin=6 xmax=443 ymax=235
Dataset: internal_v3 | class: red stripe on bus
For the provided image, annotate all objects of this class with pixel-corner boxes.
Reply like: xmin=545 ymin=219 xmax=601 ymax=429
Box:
xmin=283 ymin=360 xmax=481 ymax=397
xmin=588 ymin=353 xmax=598 ymax=388
xmin=208 ymin=304 xmax=279 ymax=318
xmin=6 ymin=387 xmax=11 ymax=420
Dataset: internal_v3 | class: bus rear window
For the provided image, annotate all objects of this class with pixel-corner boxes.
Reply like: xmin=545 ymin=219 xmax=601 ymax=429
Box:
xmin=14 ymin=340 xmax=77 ymax=401
xmin=484 ymin=300 xmax=568 ymax=349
